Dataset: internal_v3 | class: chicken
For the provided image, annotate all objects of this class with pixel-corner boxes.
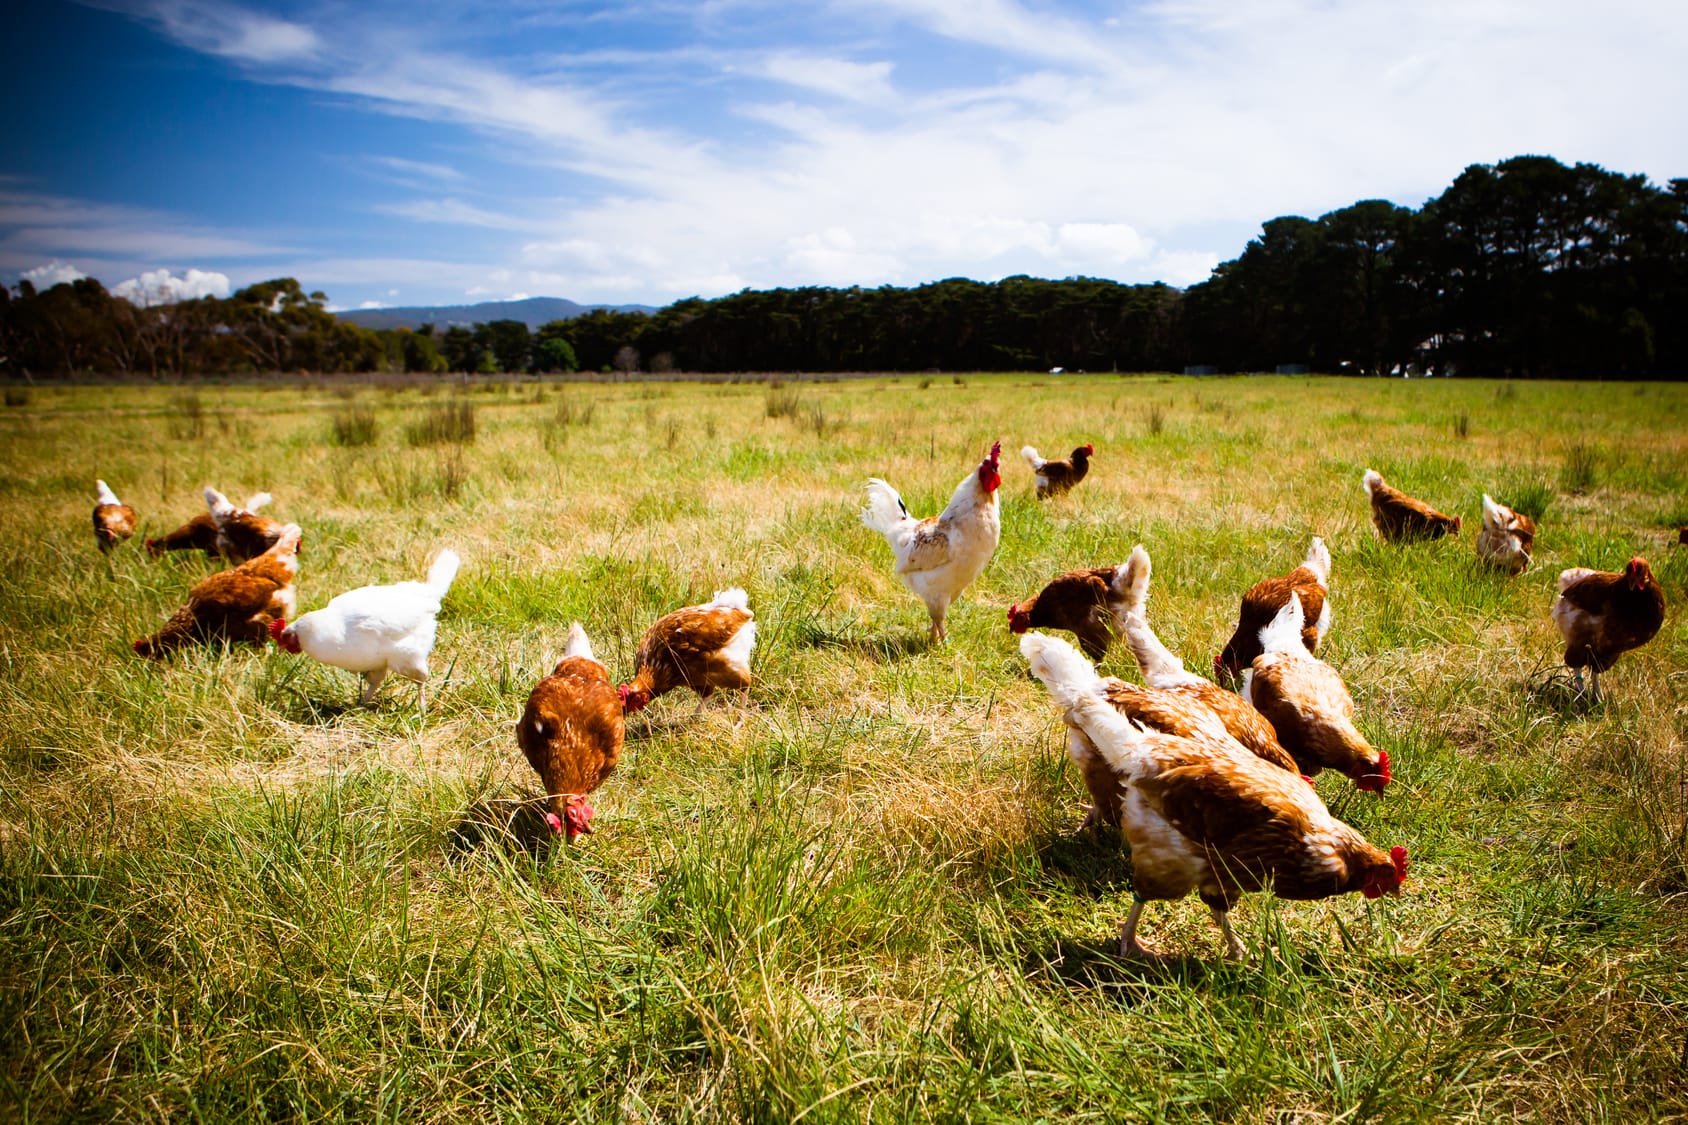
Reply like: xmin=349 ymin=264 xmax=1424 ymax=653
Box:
xmin=273 ymin=549 xmax=459 ymax=708
xmin=1021 ymin=443 xmax=1094 ymax=500
xmin=1241 ymin=595 xmax=1390 ymax=791
xmin=1007 ymin=565 xmax=1131 ymax=660
xmin=1022 ymin=632 xmax=1409 ymax=961
xmin=204 ymin=486 xmax=290 ymax=563
xmin=1552 ymin=558 xmax=1666 ymax=703
xmin=1215 ymin=538 xmax=1331 ymax=678
xmin=133 ymin=525 xmax=301 ymax=658
xmin=1363 ymin=469 xmax=1461 ymax=541
xmin=92 ymin=480 xmax=137 ymax=553
xmin=1114 ymin=545 xmax=1298 ymax=774
xmin=619 ymin=588 xmax=757 ymax=713
xmin=518 ymin=623 xmax=623 ymax=842
xmin=146 ymin=491 xmax=273 ymax=558
xmin=1475 ymin=494 xmax=1536 ymax=575
xmin=862 ymin=441 xmax=1002 ymax=642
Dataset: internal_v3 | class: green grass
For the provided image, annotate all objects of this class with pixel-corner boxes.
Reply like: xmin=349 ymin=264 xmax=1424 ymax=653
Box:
xmin=2 ymin=374 xmax=1686 ymax=1122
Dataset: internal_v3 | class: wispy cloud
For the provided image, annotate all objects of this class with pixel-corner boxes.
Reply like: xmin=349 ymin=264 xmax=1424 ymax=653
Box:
xmin=0 ymin=188 xmax=289 ymax=276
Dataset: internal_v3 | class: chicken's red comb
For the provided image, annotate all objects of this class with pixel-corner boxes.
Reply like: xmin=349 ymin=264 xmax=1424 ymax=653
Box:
xmin=1390 ymin=845 xmax=1409 ymax=881
xmin=987 ymin=440 xmax=1001 ymax=463
xmin=1376 ymin=749 xmax=1391 ymax=783
xmin=1082 ymin=443 xmax=1095 ymax=455
xmin=267 ymin=617 xmax=287 ymax=643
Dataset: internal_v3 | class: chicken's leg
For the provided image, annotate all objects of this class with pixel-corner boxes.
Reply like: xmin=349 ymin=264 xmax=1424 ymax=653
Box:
xmin=359 ymin=668 xmax=389 ymax=706
xmin=1588 ymin=665 xmax=1601 ymax=706
xmin=1209 ymin=906 xmax=1246 ymax=962
xmin=1117 ymin=899 xmax=1165 ymax=960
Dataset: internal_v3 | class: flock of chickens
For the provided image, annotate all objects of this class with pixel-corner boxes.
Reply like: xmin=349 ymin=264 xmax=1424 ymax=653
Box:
xmin=89 ymin=439 xmax=1670 ymax=962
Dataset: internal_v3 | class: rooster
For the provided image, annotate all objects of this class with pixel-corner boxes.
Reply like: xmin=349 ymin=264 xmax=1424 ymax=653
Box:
xmin=92 ymin=480 xmax=137 ymax=553
xmin=1021 ymin=443 xmax=1093 ymax=500
xmin=1475 ymin=494 xmax=1536 ymax=575
xmin=1553 ymin=559 xmax=1666 ymax=704
xmin=862 ymin=441 xmax=1002 ymax=642
xmin=1022 ymin=632 xmax=1409 ymax=961
xmin=272 ymin=549 xmax=459 ymax=708
xmin=1241 ymin=595 xmax=1390 ymax=791
xmin=147 ymin=491 xmax=273 ymax=559
xmin=133 ymin=525 xmax=301 ymax=658
xmin=619 ymin=588 xmax=757 ymax=713
xmin=518 ymin=623 xmax=623 ymax=842
xmin=1114 ymin=545 xmax=1299 ymax=774
xmin=204 ymin=486 xmax=290 ymax=563
xmin=1363 ymin=469 xmax=1460 ymax=541
xmin=1007 ymin=565 xmax=1132 ymax=660
xmin=1215 ymin=538 xmax=1331 ymax=678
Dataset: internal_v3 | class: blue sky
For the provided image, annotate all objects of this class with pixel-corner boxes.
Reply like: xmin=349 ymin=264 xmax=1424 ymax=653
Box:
xmin=4 ymin=0 xmax=1686 ymax=311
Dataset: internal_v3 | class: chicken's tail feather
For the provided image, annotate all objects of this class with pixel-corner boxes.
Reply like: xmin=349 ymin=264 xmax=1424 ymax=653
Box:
xmin=1112 ymin=545 xmax=1199 ymax=688
xmin=1021 ymin=632 xmax=1106 ymax=710
xmin=564 ymin=622 xmax=595 ymax=663
xmin=709 ymin=587 xmax=750 ymax=612
xmin=1481 ymin=493 xmax=1506 ymax=530
xmin=426 ymin=549 xmax=461 ymax=596
xmin=1258 ymin=593 xmax=1306 ymax=656
xmin=244 ymin=491 xmax=273 ymax=513
xmin=1020 ymin=445 xmax=1044 ymax=470
xmin=204 ymin=486 xmax=235 ymax=522
xmin=1303 ymin=536 xmax=1331 ymax=587
xmin=1362 ymin=468 xmax=1383 ymax=497
xmin=861 ymin=479 xmax=912 ymax=538
xmin=96 ymin=479 xmax=121 ymax=506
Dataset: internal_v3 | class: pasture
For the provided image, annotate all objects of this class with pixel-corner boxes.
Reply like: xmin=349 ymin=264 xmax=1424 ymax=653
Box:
xmin=1 ymin=374 xmax=1685 ymax=1122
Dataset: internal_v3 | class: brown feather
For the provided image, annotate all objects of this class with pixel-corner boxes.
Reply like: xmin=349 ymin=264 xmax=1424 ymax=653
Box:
xmin=1556 ymin=565 xmax=1666 ymax=671
xmin=147 ymin=512 xmax=222 ymax=558
xmin=1245 ymin=654 xmax=1383 ymax=784
xmin=134 ymin=530 xmax=299 ymax=658
xmin=1031 ymin=446 xmax=1092 ymax=500
xmin=1217 ymin=565 xmax=1326 ymax=674
xmin=518 ymin=656 xmax=624 ymax=825
xmin=1366 ymin=471 xmax=1461 ymax=541
xmin=93 ymin=503 xmax=137 ymax=553
xmin=1011 ymin=567 xmax=1120 ymax=659
xmin=630 ymin=604 xmax=754 ymax=701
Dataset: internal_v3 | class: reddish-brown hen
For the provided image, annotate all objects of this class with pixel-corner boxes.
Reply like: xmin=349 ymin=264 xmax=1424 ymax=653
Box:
xmin=518 ymin=623 xmax=624 ymax=842
xmin=149 ymin=490 xmax=273 ymax=559
xmin=205 ymin=487 xmax=290 ymax=563
xmin=1007 ymin=565 xmax=1128 ymax=660
xmin=1020 ymin=443 xmax=1094 ymax=500
xmin=93 ymin=480 xmax=137 ymax=553
xmin=1553 ymin=559 xmax=1666 ymax=703
xmin=133 ymin=524 xmax=301 ymax=658
xmin=1363 ymin=469 xmax=1461 ymax=541
xmin=619 ymin=588 xmax=757 ymax=713
xmin=1475 ymin=494 xmax=1537 ymax=575
xmin=1215 ymin=538 xmax=1331 ymax=677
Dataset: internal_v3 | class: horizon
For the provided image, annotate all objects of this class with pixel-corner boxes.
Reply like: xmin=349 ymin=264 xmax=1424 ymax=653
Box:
xmin=4 ymin=1 xmax=1686 ymax=311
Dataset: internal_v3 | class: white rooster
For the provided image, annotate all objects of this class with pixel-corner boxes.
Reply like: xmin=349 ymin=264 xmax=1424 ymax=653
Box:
xmin=861 ymin=441 xmax=1002 ymax=643
xmin=273 ymin=549 xmax=460 ymax=708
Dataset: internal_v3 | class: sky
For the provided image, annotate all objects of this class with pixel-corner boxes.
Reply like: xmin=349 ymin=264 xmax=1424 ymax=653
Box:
xmin=3 ymin=0 xmax=1686 ymax=312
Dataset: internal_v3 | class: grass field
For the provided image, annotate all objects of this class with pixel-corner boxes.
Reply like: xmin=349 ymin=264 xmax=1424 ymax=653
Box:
xmin=2 ymin=374 xmax=1686 ymax=1123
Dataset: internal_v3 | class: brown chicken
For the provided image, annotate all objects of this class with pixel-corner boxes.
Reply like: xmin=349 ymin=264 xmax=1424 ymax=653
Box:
xmin=205 ymin=487 xmax=290 ymax=563
xmin=1475 ymin=494 xmax=1537 ymax=575
xmin=517 ymin=623 xmax=624 ymax=842
xmin=1007 ymin=565 xmax=1130 ymax=660
xmin=1020 ymin=443 xmax=1094 ymax=500
xmin=1363 ymin=469 xmax=1461 ymax=541
xmin=93 ymin=480 xmax=137 ymax=553
xmin=133 ymin=524 xmax=302 ymax=658
xmin=1553 ymin=559 xmax=1666 ymax=703
xmin=1024 ymin=632 xmax=1409 ymax=961
xmin=148 ymin=490 xmax=273 ymax=558
xmin=1241 ymin=594 xmax=1390 ymax=791
xmin=619 ymin=588 xmax=757 ymax=713
xmin=1215 ymin=537 xmax=1331 ymax=678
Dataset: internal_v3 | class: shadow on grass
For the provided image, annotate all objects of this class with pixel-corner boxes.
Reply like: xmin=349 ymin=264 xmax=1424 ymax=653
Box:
xmin=1023 ymin=935 xmax=1215 ymax=994
xmin=450 ymin=794 xmax=555 ymax=857
xmin=796 ymin=623 xmax=930 ymax=662
xmin=1524 ymin=665 xmax=1598 ymax=719
xmin=1036 ymin=829 xmax=1137 ymax=898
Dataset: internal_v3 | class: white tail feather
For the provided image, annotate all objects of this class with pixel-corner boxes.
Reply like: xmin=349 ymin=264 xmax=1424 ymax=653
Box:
xmin=1020 ymin=445 xmax=1044 ymax=470
xmin=861 ymin=479 xmax=912 ymax=538
xmin=204 ymin=486 xmax=235 ymax=522
xmin=1112 ymin=546 xmax=1199 ymax=688
xmin=1257 ymin=593 xmax=1306 ymax=656
xmin=1114 ymin=544 xmax=1150 ymax=612
xmin=95 ymin=479 xmax=121 ymax=506
xmin=426 ymin=549 xmax=461 ymax=596
xmin=1020 ymin=632 xmax=1106 ymax=710
xmin=709 ymin=587 xmax=751 ymax=612
xmin=244 ymin=491 xmax=273 ymax=512
xmin=1302 ymin=537 xmax=1331 ymax=587
xmin=563 ymin=622 xmax=595 ymax=663
xmin=1481 ymin=494 xmax=1505 ymax=529
xmin=1362 ymin=468 xmax=1383 ymax=497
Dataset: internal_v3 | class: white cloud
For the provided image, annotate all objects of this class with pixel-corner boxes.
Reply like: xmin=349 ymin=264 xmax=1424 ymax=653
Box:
xmin=358 ymin=299 xmax=387 ymax=308
xmin=756 ymin=54 xmax=896 ymax=103
xmin=113 ymin=268 xmax=232 ymax=306
xmin=140 ymin=1 xmax=318 ymax=62
xmin=21 ymin=261 xmax=87 ymax=288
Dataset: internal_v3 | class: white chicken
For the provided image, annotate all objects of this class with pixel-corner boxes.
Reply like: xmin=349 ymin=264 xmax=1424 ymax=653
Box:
xmin=273 ymin=549 xmax=460 ymax=708
xmin=862 ymin=441 xmax=1002 ymax=642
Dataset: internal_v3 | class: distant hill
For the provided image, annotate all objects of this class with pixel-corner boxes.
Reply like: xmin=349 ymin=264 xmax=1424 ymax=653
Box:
xmin=338 ymin=296 xmax=658 ymax=331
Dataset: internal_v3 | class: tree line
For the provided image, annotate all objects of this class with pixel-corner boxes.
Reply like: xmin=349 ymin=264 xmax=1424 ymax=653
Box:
xmin=4 ymin=155 xmax=1685 ymax=379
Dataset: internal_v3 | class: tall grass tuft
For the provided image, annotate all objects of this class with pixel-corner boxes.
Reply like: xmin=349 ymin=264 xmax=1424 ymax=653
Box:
xmin=1499 ymin=477 xmax=1554 ymax=521
xmin=405 ymin=400 xmax=476 ymax=446
xmin=167 ymin=391 xmax=206 ymax=439
xmin=766 ymin=386 xmax=802 ymax=419
xmin=1453 ymin=411 xmax=1471 ymax=438
xmin=1560 ymin=440 xmax=1600 ymax=493
xmin=330 ymin=404 xmax=379 ymax=447
xmin=1145 ymin=402 xmax=1167 ymax=435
